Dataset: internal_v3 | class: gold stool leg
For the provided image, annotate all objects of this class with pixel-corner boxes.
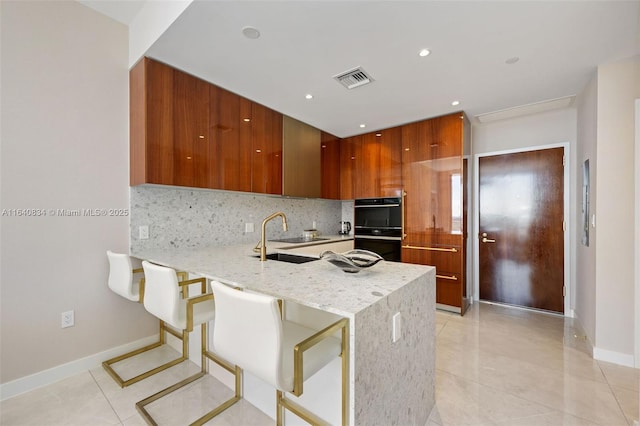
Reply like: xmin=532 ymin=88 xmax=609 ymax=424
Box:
xmin=102 ymin=320 xmax=187 ymax=388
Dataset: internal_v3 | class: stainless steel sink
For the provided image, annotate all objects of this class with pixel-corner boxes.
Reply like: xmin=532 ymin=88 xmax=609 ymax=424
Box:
xmin=254 ymin=252 xmax=319 ymax=264
xmin=269 ymin=237 xmax=329 ymax=244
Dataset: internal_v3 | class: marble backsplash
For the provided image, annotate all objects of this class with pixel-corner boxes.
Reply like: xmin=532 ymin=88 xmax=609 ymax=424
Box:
xmin=130 ymin=185 xmax=354 ymax=251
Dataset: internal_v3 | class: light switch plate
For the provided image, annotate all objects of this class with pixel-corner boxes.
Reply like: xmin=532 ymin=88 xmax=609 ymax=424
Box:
xmin=245 ymin=222 xmax=254 ymax=233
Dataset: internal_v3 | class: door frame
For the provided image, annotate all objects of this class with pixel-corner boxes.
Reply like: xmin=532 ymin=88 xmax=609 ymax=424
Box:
xmin=634 ymin=99 xmax=640 ymax=368
xmin=473 ymin=142 xmax=572 ymax=316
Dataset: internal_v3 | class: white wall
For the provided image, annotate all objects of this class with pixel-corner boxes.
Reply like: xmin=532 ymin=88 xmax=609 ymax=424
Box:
xmin=593 ymin=57 xmax=640 ymax=365
xmin=471 ymin=108 xmax=577 ymax=311
xmin=0 ymin=0 xmax=155 ymax=387
xmin=575 ymin=75 xmax=598 ymax=345
xmin=128 ymin=0 xmax=191 ymax=67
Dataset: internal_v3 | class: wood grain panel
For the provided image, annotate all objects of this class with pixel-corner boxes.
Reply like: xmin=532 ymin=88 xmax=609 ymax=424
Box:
xmin=479 ymin=147 xmax=565 ymax=313
xmin=378 ymin=126 xmax=403 ymax=197
xmin=320 ymin=132 xmax=341 ymax=199
xmin=209 ymin=86 xmax=252 ymax=191
xmin=251 ymin=102 xmax=282 ymax=194
xmin=145 ymin=58 xmax=174 ymax=185
xmin=173 ymin=69 xmax=209 ymax=188
xmin=339 ymin=135 xmax=360 ymax=200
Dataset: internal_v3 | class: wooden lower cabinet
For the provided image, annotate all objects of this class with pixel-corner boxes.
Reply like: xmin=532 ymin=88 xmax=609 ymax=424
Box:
xmin=401 ymin=242 xmax=465 ymax=311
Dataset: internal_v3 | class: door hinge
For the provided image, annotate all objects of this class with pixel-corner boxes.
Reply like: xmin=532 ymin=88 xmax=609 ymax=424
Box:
xmin=562 ymin=155 xmax=565 ymax=166
xmin=563 ymin=286 xmax=566 ymax=297
xmin=563 ymin=220 xmax=566 ymax=232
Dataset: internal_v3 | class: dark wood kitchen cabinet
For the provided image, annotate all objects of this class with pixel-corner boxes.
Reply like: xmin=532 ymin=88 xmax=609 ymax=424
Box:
xmin=338 ymin=128 xmax=402 ymax=200
xmin=401 ymin=112 xmax=470 ymax=314
xmin=131 ymin=57 xmax=283 ymax=194
xmin=131 ymin=57 xmax=210 ymax=188
xmin=339 ymin=134 xmax=360 ymax=199
xmin=173 ymin=68 xmax=210 ymax=188
xmin=251 ymin=102 xmax=283 ymax=195
xmin=209 ymin=86 xmax=253 ymax=192
xmin=320 ymin=131 xmax=341 ymax=200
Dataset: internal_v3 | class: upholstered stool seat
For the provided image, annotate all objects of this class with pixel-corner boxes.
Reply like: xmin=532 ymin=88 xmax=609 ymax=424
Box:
xmin=210 ymin=280 xmax=349 ymax=425
xmin=135 ymin=261 xmax=240 ymax=426
xmin=103 ymin=251 xmax=203 ymax=388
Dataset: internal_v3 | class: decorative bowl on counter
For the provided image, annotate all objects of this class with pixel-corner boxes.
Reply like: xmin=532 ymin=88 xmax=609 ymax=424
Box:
xmin=319 ymin=249 xmax=383 ymax=273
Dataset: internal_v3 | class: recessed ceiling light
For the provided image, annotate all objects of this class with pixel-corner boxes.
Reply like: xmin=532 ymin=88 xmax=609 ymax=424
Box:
xmin=243 ymin=118 xmax=251 ymax=122
xmin=242 ymin=26 xmax=261 ymax=39
xmin=305 ymin=94 xmax=313 ymax=100
xmin=505 ymin=57 xmax=519 ymax=65
xmin=451 ymin=100 xmax=460 ymax=106
xmin=360 ymin=124 xmax=366 ymax=128
xmin=419 ymin=49 xmax=431 ymax=57
xmin=375 ymin=133 xmax=382 ymax=137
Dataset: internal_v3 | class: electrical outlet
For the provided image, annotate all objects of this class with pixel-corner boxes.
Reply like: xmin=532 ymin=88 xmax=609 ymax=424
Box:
xmin=139 ymin=225 xmax=149 ymax=240
xmin=61 ymin=310 xmax=74 ymax=328
xmin=392 ymin=312 xmax=401 ymax=342
xmin=245 ymin=222 xmax=254 ymax=233
xmin=312 ymin=221 xmax=317 ymax=229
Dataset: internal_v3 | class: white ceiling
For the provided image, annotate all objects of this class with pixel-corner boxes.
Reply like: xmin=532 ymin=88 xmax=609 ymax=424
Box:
xmin=86 ymin=1 xmax=640 ymax=138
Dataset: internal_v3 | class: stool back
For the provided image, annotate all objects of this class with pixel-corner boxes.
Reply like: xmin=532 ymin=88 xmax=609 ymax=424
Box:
xmin=211 ymin=281 xmax=283 ymax=390
xmin=107 ymin=251 xmax=138 ymax=301
xmin=141 ymin=261 xmax=184 ymax=329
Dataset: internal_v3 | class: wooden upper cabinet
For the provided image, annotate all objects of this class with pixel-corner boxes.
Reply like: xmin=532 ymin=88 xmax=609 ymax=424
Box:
xmin=131 ymin=58 xmax=210 ymax=188
xmin=342 ymin=127 xmax=402 ymax=200
xmin=173 ymin=68 xmax=210 ymax=188
xmin=339 ymin=135 xmax=360 ymax=200
xmin=355 ymin=127 xmax=402 ymax=198
xmin=131 ymin=57 xmax=174 ymax=186
xmin=320 ymin=132 xmax=341 ymax=199
xmin=251 ymin=102 xmax=283 ymax=195
xmin=209 ymin=86 xmax=252 ymax=192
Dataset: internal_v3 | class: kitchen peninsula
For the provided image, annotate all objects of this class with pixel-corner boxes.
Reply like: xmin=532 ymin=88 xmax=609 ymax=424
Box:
xmin=133 ymin=240 xmax=436 ymax=425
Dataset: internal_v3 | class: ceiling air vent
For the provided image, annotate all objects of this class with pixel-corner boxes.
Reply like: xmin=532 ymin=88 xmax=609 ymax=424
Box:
xmin=333 ymin=66 xmax=374 ymax=89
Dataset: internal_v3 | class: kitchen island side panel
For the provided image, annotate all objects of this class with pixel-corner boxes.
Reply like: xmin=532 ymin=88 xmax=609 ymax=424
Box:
xmin=354 ymin=268 xmax=435 ymax=425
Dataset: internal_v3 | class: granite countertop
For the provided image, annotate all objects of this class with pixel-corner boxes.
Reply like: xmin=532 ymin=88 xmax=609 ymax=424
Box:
xmin=132 ymin=237 xmax=434 ymax=318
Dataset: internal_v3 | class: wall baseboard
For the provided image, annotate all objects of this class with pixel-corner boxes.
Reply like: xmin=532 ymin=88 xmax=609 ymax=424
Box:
xmin=0 ymin=335 xmax=156 ymax=402
xmin=593 ymin=346 xmax=635 ymax=368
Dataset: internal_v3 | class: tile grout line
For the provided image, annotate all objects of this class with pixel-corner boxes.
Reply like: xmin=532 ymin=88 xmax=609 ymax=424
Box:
xmin=89 ymin=368 xmax=126 ymax=426
xmin=595 ymin=360 xmax=638 ymax=426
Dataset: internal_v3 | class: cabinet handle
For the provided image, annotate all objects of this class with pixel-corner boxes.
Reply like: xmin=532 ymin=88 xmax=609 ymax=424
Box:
xmin=401 ymin=245 xmax=458 ymax=253
xmin=436 ymin=274 xmax=458 ymax=281
xmin=401 ymin=190 xmax=407 ymax=240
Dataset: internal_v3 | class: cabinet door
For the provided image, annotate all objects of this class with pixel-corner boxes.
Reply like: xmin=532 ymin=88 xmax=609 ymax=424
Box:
xmin=401 ymin=112 xmax=465 ymax=311
xmin=378 ymin=127 xmax=403 ymax=197
xmin=173 ymin=69 xmax=210 ymax=188
xmin=339 ymin=135 xmax=360 ymax=200
xmin=143 ymin=58 xmax=174 ymax=185
xmin=320 ymin=132 xmax=341 ymax=199
xmin=283 ymin=116 xmax=320 ymax=198
xmin=210 ymin=86 xmax=252 ymax=192
xmin=354 ymin=132 xmax=380 ymax=198
xmin=251 ymin=102 xmax=282 ymax=195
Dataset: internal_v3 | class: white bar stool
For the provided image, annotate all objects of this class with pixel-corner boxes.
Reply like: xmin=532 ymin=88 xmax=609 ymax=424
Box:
xmin=209 ymin=280 xmax=349 ymax=426
xmin=103 ymin=251 xmax=199 ymax=387
xmin=135 ymin=261 xmax=241 ymax=426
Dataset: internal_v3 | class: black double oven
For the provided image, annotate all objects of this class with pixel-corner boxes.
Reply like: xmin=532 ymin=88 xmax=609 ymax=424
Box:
xmin=353 ymin=197 xmax=402 ymax=262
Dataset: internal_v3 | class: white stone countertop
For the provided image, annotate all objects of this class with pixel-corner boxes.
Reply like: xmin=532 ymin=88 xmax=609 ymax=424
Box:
xmin=132 ymin=236 xmax=434 ymax=318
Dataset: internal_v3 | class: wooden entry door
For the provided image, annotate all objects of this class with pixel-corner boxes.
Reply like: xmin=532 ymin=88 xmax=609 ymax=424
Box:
xmin=479 ymin=147 xmax=564 ymax=313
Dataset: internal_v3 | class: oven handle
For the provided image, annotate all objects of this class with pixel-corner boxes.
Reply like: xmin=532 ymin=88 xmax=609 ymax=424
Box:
xmin=354 ymin=235 xmax=402 ymax=241
xmin=401 ymin=189 xmax=407 ymax=240
xmin=355 ymin=204 xmax=400 ymax=208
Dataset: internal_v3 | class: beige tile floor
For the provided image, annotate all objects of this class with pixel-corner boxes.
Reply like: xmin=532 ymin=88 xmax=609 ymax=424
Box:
xmin=1 ymin=302 xmax=638 ymax=425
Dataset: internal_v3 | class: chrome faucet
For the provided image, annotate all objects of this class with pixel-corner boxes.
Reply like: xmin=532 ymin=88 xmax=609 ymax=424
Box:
xmin=254 ymin=211 xmax=288 ymax=261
